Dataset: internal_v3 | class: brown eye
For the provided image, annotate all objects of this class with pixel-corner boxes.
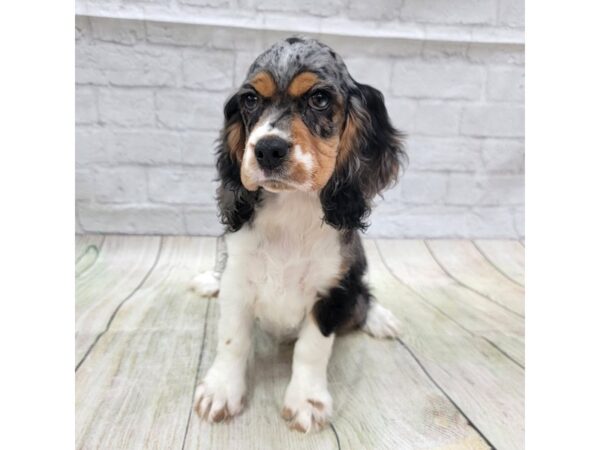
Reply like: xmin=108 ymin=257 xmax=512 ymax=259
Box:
xmin=308 ymin=90 xmax=330 ymax=110
xmin=243 ymin=93 xmax=258 ymax=111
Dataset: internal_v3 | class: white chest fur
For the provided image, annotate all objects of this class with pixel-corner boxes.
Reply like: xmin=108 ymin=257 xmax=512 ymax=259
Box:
xmin=225 ymin=192 xmax=342 ymax=339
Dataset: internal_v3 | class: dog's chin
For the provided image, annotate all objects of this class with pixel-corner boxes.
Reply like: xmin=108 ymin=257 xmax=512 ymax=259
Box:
xmin=241 ymin=167 xmax=315 ymax=193
xmin=260 ymin=179 xmax=297 ymax=193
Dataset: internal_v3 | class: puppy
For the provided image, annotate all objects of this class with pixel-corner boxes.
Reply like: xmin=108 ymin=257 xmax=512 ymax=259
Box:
xmin=193 ymin=37 xmax=406 ymax=433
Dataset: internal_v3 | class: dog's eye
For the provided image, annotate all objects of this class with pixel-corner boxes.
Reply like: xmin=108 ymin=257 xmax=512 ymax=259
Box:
xmin=308 ymin=90 xmax=330 ymax=110
xmin=242 ymin=94 xmax=259 ymax=111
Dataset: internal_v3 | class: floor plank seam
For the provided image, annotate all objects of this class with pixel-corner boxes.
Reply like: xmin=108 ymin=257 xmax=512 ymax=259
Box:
xmin=76 ymin=235 xmax=105 ymax=263
xmin=373 ymin=240 xmax=476 ymax=338
xmin=181 ymin=299 xmax=212 ymax=450
xmin=423 ymin=240 xmax=525 ymax=319
xmin=330 ymin=422 xmax=342 ymax=450
xmin=181 ymin=238 xmax=221 ymax=449
xmin=75 ymin=236 xmax=164 ymax=372
xmin=76 ymin=244 xmax=97 ymax=265
xmin=75 ymin=245 xmax=100 ymax=278
xmin=75 ymin=241 xmax=94 ymax=265
xmin=75 ymin=235 xmax=106 ymax=278
xmin=480 ymin=336 xmax=525 ymax=370
xmin=471 ymin=240 xmax=525 ymax=288
xmin=395 ymin=338 xmax=497 ymax=450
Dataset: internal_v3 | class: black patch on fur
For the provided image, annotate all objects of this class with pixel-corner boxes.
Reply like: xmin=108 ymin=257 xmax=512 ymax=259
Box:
xmin=239 ymin=87 xmax=271 ymax=131
xmin=286 ymin=37 xmax=303 ymax=45
xmin=216 ymin=94 xmax=260 ymax=232
xmin=312 ymin=233 xmax=372 ymax=336
xmin=297 ymin=88 xmax=339 ymax=140
xmin=320 ymin=81 xmax=405 ymax=231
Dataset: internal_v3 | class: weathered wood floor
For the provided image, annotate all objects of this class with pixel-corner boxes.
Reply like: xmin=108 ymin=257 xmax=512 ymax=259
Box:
xmin=75 ymin=235 xmax=524 ymax=450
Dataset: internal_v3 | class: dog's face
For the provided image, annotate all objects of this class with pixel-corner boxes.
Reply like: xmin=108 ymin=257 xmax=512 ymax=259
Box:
xmin=216 ymin=37 xmax=405 ymax=231
xmin=230 ymin=38 xmax=354 ymax=193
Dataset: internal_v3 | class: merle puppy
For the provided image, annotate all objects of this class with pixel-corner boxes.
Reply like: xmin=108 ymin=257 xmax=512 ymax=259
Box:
xmin=192 ymin=36 xmax=406 ymax=433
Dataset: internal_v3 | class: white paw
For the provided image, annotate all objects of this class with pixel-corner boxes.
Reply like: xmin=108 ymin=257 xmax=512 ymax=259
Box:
xmin=194 ymin=367 xmax=246 ymax=423
xmin=282 ymin=382 xmax=332 ymax=433
xmin=362 ymin=302 xmax=402 ymax=339
xmin=190 ymin=271 xmax=220 ymax=298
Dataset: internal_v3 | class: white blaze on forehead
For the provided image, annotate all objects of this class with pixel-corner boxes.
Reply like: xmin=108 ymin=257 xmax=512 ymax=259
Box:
xmin=241 ymin=116 xmax=290 ymax=191
xmin=247 ymin=119 xmax=289 ymax=146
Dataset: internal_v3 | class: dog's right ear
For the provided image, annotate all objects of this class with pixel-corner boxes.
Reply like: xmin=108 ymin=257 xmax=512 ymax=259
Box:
xmin=320 ymin=82 xmax=405 ymax=231
xmin=216 ymin=93 xmax=259 ymax=232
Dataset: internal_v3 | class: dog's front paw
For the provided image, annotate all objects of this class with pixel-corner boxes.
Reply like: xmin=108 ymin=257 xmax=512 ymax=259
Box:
xmin=194 ymin=368 xmax=246 ymax=423
xmin=282 ymin=382 xmax=332 ymax=433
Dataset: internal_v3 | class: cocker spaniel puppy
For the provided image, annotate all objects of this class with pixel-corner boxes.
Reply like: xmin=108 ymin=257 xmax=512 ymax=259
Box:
xmin=193 ymin=36 xmax=406 ymax=433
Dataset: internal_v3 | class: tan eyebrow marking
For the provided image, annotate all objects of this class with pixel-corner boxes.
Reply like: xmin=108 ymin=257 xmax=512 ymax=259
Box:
xmin=288 ymin=71 xmax=319 ymax=97
xmin=250 ymin=71 xmax=276 ymax=98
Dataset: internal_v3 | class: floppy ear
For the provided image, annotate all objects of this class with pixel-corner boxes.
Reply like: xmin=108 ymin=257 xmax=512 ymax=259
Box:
xmin=216 ymin=94 xmax=259 ymax=232
xmin=320 ymin=82 xmax=406 ymax=231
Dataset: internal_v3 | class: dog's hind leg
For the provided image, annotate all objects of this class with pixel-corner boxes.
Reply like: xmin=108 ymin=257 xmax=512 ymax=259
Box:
xmin=190 ymin=271 xmax=221 ymax=297
xmin=361 ymin=301 xmax=403 ymax=339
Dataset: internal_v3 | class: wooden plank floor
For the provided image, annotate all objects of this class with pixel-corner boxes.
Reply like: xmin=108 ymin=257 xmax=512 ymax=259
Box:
xmin=75 ymin=235 xmax=524 ymax=450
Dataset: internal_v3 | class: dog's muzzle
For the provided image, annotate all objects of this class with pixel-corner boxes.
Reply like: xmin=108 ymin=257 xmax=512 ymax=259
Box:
xmin=255 ymin=136 xmax=290 ymax=171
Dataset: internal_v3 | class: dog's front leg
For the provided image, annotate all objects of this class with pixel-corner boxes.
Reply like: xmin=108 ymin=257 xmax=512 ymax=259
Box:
xmin=194 ymin=260 xmax=254 ymax=423
xmin=282 ymin=315 xmax=334 ymax=433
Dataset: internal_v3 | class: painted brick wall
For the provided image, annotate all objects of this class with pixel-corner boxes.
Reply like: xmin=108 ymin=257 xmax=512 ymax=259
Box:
xmin=75 ymin=0 xmax=524 ymax=238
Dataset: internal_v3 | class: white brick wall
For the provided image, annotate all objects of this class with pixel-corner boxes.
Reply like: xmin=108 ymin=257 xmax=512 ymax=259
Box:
xmin=75 ymin=0 xmax=524 ymax=238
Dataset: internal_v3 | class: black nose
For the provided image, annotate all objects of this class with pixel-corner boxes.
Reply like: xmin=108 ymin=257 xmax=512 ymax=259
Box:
xmin=255 ymin=136 xmax=290 ymax=170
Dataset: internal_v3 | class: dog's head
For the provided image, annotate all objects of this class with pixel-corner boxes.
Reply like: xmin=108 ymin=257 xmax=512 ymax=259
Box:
xmin=216 ymin=37 xmax=406 ymax=231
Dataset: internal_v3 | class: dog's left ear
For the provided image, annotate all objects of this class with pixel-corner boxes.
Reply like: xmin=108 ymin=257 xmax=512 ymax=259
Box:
xmin=320 ymin=82 xmax=406 ymax=231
